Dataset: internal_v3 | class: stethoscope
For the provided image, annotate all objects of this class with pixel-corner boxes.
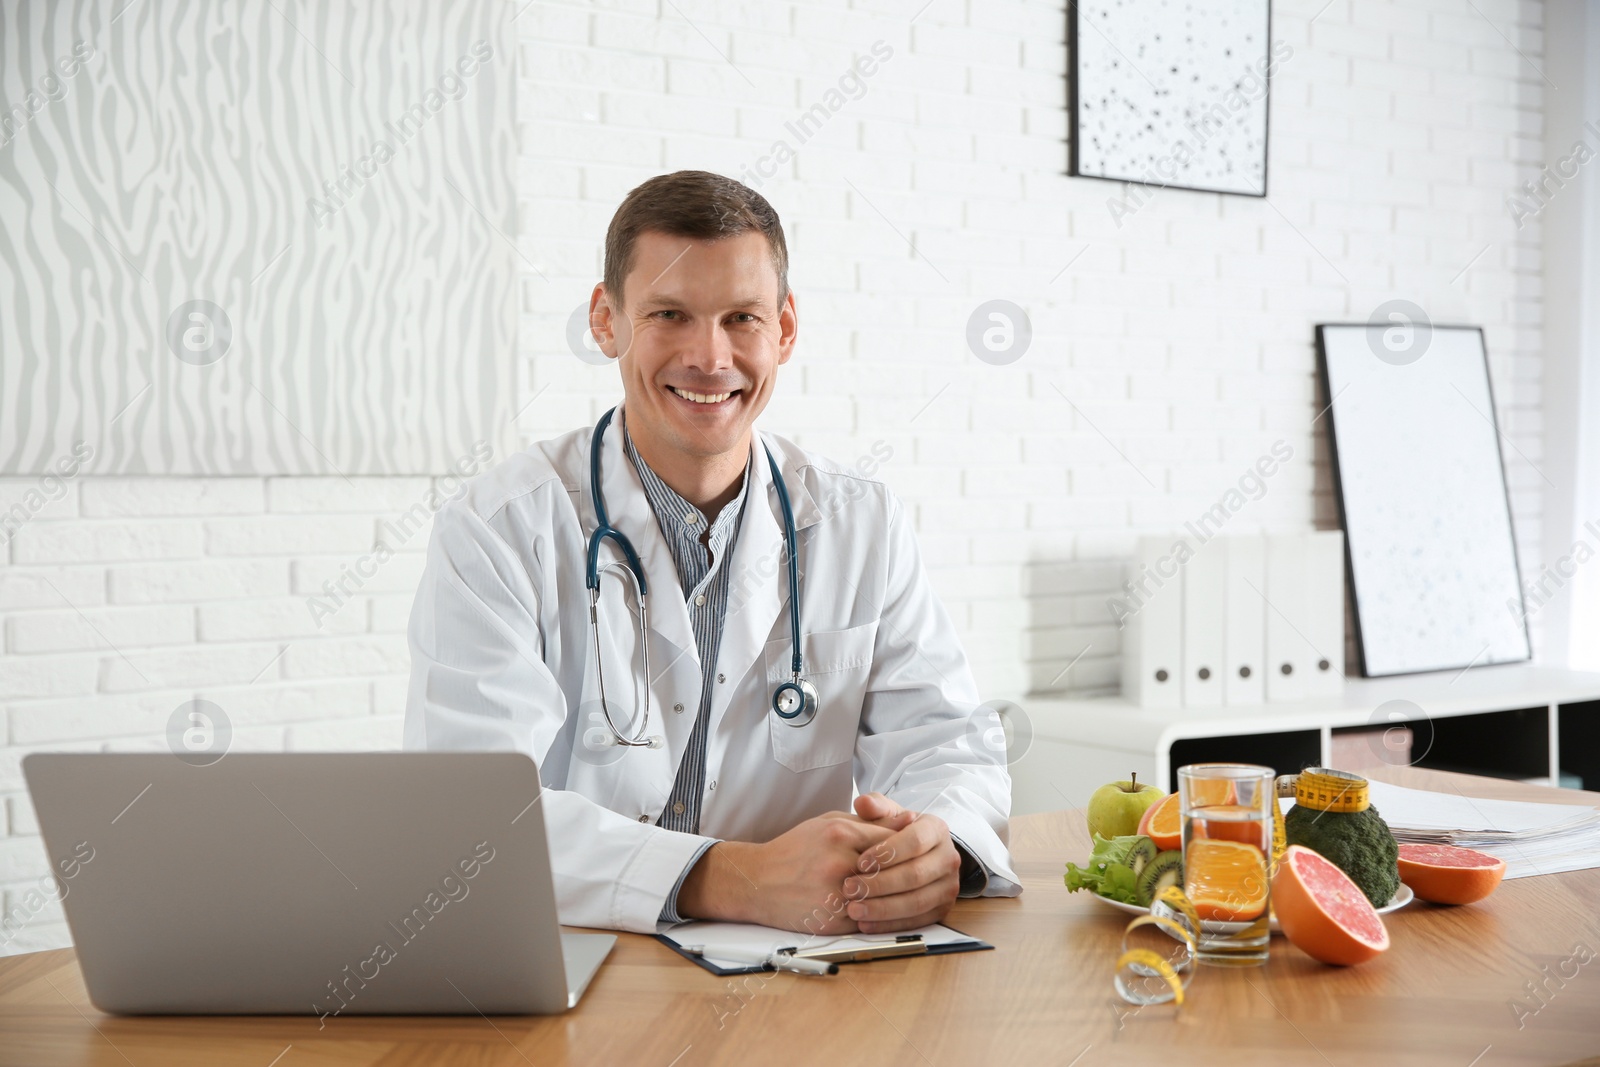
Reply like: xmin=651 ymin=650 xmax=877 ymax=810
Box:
xmin=585 ymin=406 xmax=818 ymax=750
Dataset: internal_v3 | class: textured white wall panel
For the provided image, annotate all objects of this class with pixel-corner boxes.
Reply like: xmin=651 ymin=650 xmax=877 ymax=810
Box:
xmin=0 ymin=0 xmax=515 ymax=475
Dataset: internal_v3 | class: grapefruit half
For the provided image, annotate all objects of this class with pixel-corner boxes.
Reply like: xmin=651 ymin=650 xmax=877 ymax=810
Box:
xmin=1272 ymin=845 xmax=1390 ymax=966
xmin=1396 ymin=843 xmax=1506 ymax=905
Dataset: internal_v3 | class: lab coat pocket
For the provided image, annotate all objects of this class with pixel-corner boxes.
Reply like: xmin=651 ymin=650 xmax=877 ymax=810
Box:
xmin=763 ymin=621 xmax=877 ymax=772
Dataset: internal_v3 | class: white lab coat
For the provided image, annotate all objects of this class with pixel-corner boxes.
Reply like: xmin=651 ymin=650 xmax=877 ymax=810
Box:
xmin=404 ymin=409 xmax=1020 ymax=933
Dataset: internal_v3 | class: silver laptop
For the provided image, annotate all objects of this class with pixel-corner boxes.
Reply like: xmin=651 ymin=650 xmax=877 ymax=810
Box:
xmin=23 ymin=752 xmax=613 ymax=1016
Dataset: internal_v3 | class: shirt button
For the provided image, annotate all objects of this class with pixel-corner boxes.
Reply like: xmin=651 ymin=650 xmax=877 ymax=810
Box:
xmin=708 ymin=780 xmax=716 ymax=791
xmin=683 ymin=514 xmax=697 ymax=526
xmin=672 ymin=801 xmax=685 ymax=815
xmin=717 ymin=673 xmax=726 ymax=683
xmin=638 ymin=814 xmax=649 ymax=823
xmin=673 ymin=702 xmax=684 ymax=714
xmin=694 ymin=594 xmax=706 ymax=607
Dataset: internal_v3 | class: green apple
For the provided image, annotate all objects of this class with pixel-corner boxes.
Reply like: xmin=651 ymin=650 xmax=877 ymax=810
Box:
xmin=1086 ymin=773 xmax=1164 ymax=840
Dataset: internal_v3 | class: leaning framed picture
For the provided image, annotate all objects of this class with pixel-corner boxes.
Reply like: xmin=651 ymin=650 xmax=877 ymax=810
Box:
xmin=1316 ymin=322 xmax=1532 ymax=677
xmin=1067 ymin=0 xmax=1277 ymax=197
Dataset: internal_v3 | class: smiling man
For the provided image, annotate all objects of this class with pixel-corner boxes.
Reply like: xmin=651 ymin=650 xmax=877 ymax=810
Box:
xmin=405 ymin=170 xmax=1019 ymax=935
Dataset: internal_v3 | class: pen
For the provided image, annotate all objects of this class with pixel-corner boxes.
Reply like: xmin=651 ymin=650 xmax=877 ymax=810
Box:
xmin=789 ymin=935 xmax=928 ymax=964
xmin=684 ymin=945 xmax=839 ymax=976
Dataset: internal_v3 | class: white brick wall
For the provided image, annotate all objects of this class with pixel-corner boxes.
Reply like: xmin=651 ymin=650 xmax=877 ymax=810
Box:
xmin=0 ymin=0 xmax=1548 ymax=954
xmin=514 ymin=0 xmax=1547 ymax=696
xmin=0 ymin=475 xmax=444 ymax=953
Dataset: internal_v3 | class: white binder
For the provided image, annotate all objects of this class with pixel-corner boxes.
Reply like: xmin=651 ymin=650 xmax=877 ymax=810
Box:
xmin=1304 ymin=530 xmax=1346 ymax=697
xmin=1181 ymin=540 xmax=1226 ymax=707
xmin=1264 ymin=534 xmax=1308 ymax=701
xmin=1223 ymin=536 xmax=1266 ymax=704
xmin=1120 ymin=537 xmax=1183 ymax=708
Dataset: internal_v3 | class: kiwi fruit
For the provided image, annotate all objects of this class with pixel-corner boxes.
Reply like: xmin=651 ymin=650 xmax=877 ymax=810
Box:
xmin=1126 ymin=836 xmax=1158 ymax=877
xmin=1135 ymin=850 xmax=1183 ymax=907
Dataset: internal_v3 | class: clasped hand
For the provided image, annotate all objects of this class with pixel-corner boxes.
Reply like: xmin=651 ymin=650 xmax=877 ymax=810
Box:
xmin=832 ymin=792 xmax=963 ymax=934
xmin=678 ymin=792 xmax=962 ymax=935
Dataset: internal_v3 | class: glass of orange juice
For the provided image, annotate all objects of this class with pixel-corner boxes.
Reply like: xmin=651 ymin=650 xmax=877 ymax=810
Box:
xmin=1178 ymin=763 xmax=1274 ymax=965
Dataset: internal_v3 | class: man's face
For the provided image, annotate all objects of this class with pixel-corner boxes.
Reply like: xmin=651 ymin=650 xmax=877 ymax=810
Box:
xmin=591 ymin=229 xmax=797 ymax=463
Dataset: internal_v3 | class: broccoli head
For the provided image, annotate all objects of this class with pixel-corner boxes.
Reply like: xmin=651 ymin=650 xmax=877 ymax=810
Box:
xmin=1283 ymin=802 xmax=1400 ymax=907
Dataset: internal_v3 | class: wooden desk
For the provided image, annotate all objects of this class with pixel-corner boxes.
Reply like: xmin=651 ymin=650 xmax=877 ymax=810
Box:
xmin=2 ymin=767 xmax=1597 ymax=1066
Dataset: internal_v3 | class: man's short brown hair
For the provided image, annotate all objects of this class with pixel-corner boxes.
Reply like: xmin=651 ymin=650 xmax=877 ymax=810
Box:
xmin=603 ymin=170 xmax=789 ymax=307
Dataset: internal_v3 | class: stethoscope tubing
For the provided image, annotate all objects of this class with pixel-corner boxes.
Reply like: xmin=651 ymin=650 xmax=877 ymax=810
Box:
xmin=584 ymin=407 xmax=814 ymax=748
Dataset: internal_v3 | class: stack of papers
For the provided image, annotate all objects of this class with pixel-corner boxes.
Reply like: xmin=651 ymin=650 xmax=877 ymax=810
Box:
xmin=1363 ymin=780 xmax=1600 ymax=880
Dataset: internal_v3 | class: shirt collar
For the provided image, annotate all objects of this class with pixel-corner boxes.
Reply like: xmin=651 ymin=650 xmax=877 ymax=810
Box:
xmin=621 ymin=415 xmax=751 ymax=557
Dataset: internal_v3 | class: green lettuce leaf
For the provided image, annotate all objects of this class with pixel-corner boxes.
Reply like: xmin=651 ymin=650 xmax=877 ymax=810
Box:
xmin=1064 ymin=833 xmax=1147 ymax=905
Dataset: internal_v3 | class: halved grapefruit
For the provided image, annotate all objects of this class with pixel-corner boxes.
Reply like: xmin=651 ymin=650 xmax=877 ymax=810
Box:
xmin=1138 ymin=792 xmax=1181 ymax=850
xmin=1272 ymin=845 xmax=1390 ymax=966
xmin=1396 ymin=843 xmax=1505 ymax=905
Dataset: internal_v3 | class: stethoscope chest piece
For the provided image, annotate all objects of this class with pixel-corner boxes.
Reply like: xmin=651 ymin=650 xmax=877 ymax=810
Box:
xmin=772 ymin=675 xmax=819 ymax=727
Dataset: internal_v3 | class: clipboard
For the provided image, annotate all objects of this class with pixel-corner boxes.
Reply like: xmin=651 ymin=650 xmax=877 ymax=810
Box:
xmin=658 ymin=922 xmax=994 ymax=976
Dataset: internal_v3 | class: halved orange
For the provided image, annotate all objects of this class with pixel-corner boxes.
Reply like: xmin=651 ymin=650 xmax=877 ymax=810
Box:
xmin=1190 ymin=804 xmax=1271 ymax=847
xmin=1138 ymin=792 xmax=1182 ymax=850
xmin=1186 ymin=778 xmax=1235 ymax=807
xmin=1145 ymin=780 xmax=1254 ymax=844
xmin=1138 ymin=779 xmax=1233 ymax=850
xmin=1185 ymin=838 xmax=1269 ymax=922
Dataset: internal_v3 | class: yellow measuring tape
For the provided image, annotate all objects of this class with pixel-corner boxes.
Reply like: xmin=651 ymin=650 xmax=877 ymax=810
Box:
xmin=1272 ymin=767 xmax=1370 ymax=869
xmin=1112 ymin=885 xmax=1200 ymax=1006
xmin=1294 ymin=767 xmax=1370 ymax=813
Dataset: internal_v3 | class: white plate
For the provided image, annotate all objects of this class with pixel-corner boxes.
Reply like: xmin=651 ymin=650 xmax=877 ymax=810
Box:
xmin=1091 ymin=883 xmax=1414 ymax=935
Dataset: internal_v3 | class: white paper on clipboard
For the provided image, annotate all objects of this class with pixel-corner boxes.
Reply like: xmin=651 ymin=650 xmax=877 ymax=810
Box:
xmin=662 ymin=920 xmax=982 ymax=971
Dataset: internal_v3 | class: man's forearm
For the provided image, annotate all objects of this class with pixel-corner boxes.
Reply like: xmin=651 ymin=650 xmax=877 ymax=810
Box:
xmin=675 ymin=840 xmax=757 ymax=923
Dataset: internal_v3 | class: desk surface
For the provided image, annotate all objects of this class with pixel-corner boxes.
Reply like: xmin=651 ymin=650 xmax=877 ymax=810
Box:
xmin=2 ymin=767 xmax=1598 ymax=1067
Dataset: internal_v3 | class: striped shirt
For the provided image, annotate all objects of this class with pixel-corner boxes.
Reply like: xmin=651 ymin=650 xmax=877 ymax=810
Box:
xmin=623 ymin=422 xmax=750 ymax=923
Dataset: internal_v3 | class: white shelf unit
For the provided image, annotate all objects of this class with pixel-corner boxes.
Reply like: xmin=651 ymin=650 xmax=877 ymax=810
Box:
xmin=1008 ymin=664 xmax=1600 ymax=817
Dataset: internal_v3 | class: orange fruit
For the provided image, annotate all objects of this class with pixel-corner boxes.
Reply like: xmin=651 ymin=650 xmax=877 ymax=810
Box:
xmin=1272 ymin=845 xmax=1390 ymax=966
xmin=1186 ymin=778 xmax=1236 ymax=807
xmin=1190 ymin=804 xmax=1270 ymax=846
xmin=1139 ymin=780 xmax=1234 ymax=850
xmin=1396 ymin=843 xmax=1505 ymax=905
xmin=1138 ymin=792 xmax=1181 ymax=850
xmin=1185 ymin=838 xmax=1269 ymax=922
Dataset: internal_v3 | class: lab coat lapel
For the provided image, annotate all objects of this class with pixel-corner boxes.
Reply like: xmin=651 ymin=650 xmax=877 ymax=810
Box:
xmin=710 ymin=430 xmax=822 ymax=734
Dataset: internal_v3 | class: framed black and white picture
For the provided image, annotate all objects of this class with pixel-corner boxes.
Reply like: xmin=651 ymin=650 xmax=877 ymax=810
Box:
xmin=1317 ymin=323 xmax=1533 ymax=678
xmin=1068 ymin=0 xmax=1278 ymax=198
